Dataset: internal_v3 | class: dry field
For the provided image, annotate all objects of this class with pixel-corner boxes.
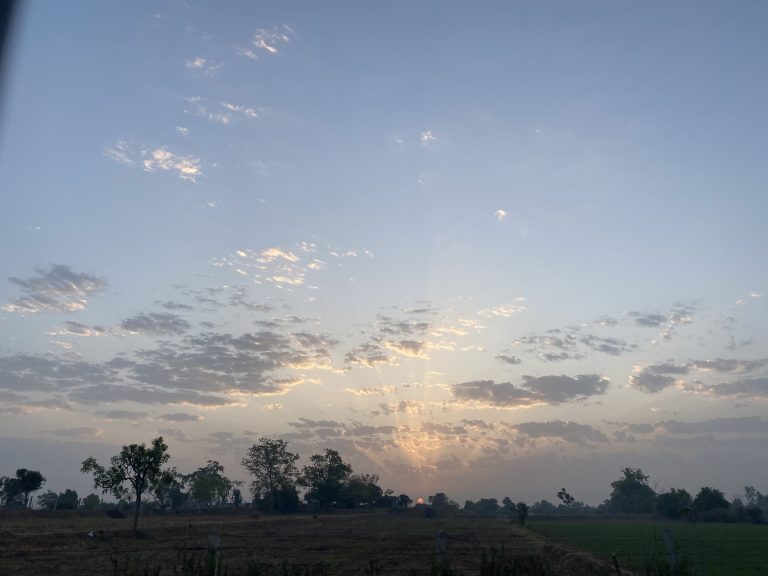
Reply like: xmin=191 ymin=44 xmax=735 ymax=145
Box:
xmin=0 ymin=509 xmax=619 ymax=576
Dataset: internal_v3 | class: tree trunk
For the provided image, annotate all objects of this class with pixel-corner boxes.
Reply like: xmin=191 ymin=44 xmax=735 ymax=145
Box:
xmin=133 ymin=493 xmax=141 ymax=532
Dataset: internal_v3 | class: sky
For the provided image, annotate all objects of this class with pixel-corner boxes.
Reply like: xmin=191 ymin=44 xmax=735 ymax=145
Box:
xmin=1 ymin=0 xmax=768 ymax=506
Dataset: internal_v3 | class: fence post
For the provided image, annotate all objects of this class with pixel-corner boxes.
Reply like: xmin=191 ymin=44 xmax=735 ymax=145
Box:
xmin=663 ymin=528 xmax=678 ymax=576
xmin=207 ymin=528 xmax=221 ymax=576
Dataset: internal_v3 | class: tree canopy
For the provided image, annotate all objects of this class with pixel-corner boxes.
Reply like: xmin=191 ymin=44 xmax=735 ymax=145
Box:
xmin=242 ymin=437 xmax=299 ymax=512
xmin=81 ymin=436 xmax=171 ymax=531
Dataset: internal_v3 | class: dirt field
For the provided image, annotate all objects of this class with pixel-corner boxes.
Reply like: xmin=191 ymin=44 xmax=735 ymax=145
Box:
xmin=0 ymin=509 xmax=620 ymax=575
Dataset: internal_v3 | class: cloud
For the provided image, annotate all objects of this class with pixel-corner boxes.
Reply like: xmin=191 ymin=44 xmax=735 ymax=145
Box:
xmin=49 ymin=321 xmax=108 ymax=337
xmin=142 ymin=148 xmax=202 ymax=182
xmin=43 ymin=427 xmax=102 ymax=438
xmin=700 ymin=376 xmax=768 ymax=400
xmin=240 ymin=25 xmax=293 ymax=59
xmin=121 ymin=312 xmax=191 ymax=336
xmin=345 ymin=385 xmax=397 ymax=396
xmin=512 ymin=328 xmax=635 ymax=361
xmin=629 ymin=312 xmax=667 ymax=327
xmin=263 ymin=403 xmax=282 ymax=411
xmin=344 ymin=343 xmax=393 ymax=368
xmin=160 ymin=412 xmax=203 ymax=422
xmin=3 ymin=265 xmax=106 ymax=314
xmin=103 ymin=140 xmax=135 ymax=166
xmin=656 ymin=417 xmax=768 ymax=435
xmin=420 ymin=130 xmax=437 ymax=145
xmin=478 ymin=300 xmax=527 ymax=318
xmin=512 ymin=421 xmax=609 ymax=446
xmin=451 ymin=374 xmax=609 ymax=408
xmin=495 ymin=354 xmax=522 ymax=365
xmin=629 ymin=363 xmax=688 ymax=393
xmin=185 ymin=57 xmax=221 ymax=76
xmin=94 ymin=410 xmax=148 ymax=420
xmin=494 ymin=210 xmax=507 ymax=222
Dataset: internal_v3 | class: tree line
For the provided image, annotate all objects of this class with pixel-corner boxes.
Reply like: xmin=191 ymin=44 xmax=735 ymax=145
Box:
xmin=2 ymin=439 xmax=766 ymax=532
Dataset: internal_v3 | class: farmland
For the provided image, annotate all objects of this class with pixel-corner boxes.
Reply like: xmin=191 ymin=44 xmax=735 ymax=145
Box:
xmin=529 ymin=517 xmax=768 ymax=576
xmin=0 ymin=509 xmax=615 ymax=576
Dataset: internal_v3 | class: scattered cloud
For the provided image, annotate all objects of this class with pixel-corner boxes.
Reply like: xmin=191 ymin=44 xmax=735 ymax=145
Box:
xmin=478 ymin=300 xmax=527 ymax=318
xmin=121 ymin=312 xmax=191 ymax=336
xmin=240 ymin=25 xmax=293 ymax=59
xmin=451 ymin=374 xmax=609 ymax=408
xmin=160 ymin=412 xmax=203 ymax=422
xmin=43 ymin=427 xmax=102 ymax=438
xmin=185 ymin=57 xmax=221 ymax=76
xmin=94 ymin=409 xmax=148 ymax=420
xmin=494 ymin=210 xmax=507 ymax=222
xmin=512 ymin=420 xmax=609 ymax=446
xmin=3 ymin=265 xmax=106 ymax=314
xmin=495 ymin=354 xmax=522 ymax=365
xmin=142 ymin=148 xmax=202 ymax=182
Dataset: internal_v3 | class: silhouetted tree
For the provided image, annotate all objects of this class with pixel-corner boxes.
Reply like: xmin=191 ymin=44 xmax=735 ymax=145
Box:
xmin=232 ymin=488 xmax=243 ymax=507
xmin=340 ymin=473 xmax=383 ymax=507
xmin=693 ymin=487 xmax=729 ymax=514
xmin=557 ymin=488 xmax=575 ymax=507
xmin=81 ymin=493 xmax=101 ymax=510
xmin=81 ymin=436 xmax=171 ymax=531
xmin=242 ymin=437 xmax=300 ymax=512
xmin=656 ymin=488 xmax=692 ymax=519
xmin=2 ymin=469 xmax=45 ymax=508
xmin=187 ymin=460 xmax=234 ymax=506
xmin=607 ymin=467 xmax=656 ymax=514
xmin=396 ymin=493 xmax=413 ymax=507
xmin=298 ymin=448 xmax=352 ymax=508
xmin=516 ymin=501 xmax=529 ymax=525
xmin=427 ymin=492 xmax=460 ymax=510
xmin=37 ymin=490 xmax=59 ymax=510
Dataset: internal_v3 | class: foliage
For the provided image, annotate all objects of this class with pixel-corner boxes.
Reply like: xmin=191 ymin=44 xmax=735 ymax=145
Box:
xmin=556 ymin=488 xmax=574 ymax=507
xmin=339 ymin=473 xmax=383 ymax=507
xmin=37 ymin=490 xmax=59 ymax=509
xmin=464 ymin=498 xmax=500 ymax=515
xmin=81 ymin=436 xmax=171 ymax=530
xmin=298 ymin=448 xmax=352 ymax=507
xmin=1 ymin=469 xmax=46 ymax=508
xmin=515 ymin=501 xmax=529 ymax=525
xmin=57 ymin=488 xmax=80 ymax=509
xmin=607 ymin=467 xmax=656 ymax=514
xmin=656 ymin=488 xmax=692 ymax=519
xmin=82 ymin=493 xmax=101 ymax=510
xmin=242 ymin=437 xmax=300 ymax=512
xmin=396 ymin=493 xmax=413 ymax=507
xmin=693 ymin=486 xmax=730 ymax=514
xmin=428 ymin=493 xmax=460 ymax=510
xmin=186 ymin=460 xmax=234 ymax=506
xmin=232 ymin=488 xmax=243 ymax=507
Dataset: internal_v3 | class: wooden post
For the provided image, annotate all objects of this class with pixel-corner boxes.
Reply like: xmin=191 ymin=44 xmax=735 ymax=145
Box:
xmin=207 ymin=528 xmax=221 ymax=576
xmin=663 ymin=528 xmax=678 ymax=576
xmin=435 ymin=530 xmax=447 ymax=571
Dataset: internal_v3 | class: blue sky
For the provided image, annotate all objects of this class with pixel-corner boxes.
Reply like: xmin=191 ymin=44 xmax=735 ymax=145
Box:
xmin=1 ymin=1 xmax=768 ymax=505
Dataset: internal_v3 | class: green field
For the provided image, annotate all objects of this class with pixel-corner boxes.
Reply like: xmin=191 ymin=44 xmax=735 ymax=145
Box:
xmin=529 ymin=518 xmax=768 ymax=576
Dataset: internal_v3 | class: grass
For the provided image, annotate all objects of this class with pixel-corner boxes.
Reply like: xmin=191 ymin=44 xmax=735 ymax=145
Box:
xmin=528 ymin=517 xmax=768 ymax=576
xmin=0 ymin=510 xmax=617 ymax=575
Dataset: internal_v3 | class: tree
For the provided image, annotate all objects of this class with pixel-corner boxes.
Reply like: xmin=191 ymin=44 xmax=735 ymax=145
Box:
xmin=242 ymin=438 xmax=299 ymax=512
xmin=557 ymin=488 xmax=575 ymax=508
xmin=656 ymin=488 xmax=692 ymax=519
xmin=427 ymin=493 xmax=460 ymax=510
xmin=339 ymin=473 xmax=383 ymax=507
xmin=187 ymin=460 xmax=234 ymax=506
xmin=82 ymin=494 xmax=101 ymax=510
xmin=3 ymin=469 xmax=45 ymax=508
xmin=607 ymin=467 xmax=656 ymax=514
xmin=298 ymin=448 xmax=352 ymax=508
xmin=232 ymin=488 xmax=243 ymax=507
xmin=0 ymin=476 xmax=22 ymax=507
xmin=396 ymin=493 xmax=413 ymax=508
xmin=37 ymin=490 xmax=59 ymax=510
xmin=81 ymin=436 xmax=171 ymax=531
xmin=516 ymin=501 xmax=529 ymax=525
xmin=693 ymin=487 xmax=730 ymax=514
xmin=57 ymin=489 xmax=79 ymax=510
